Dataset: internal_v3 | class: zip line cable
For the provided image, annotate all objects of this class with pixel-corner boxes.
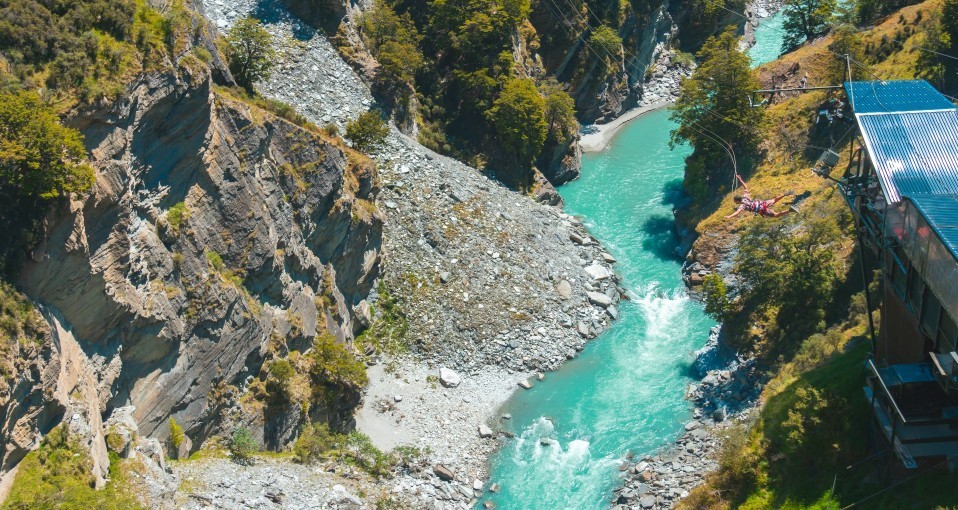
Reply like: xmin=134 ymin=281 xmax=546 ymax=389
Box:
xmin=539 ymin=0 xmax=623 ymax=67
xmin=701 ymin=0 xmax=750 ymax=21
xmin=887 ymin=35 xmax=958 ymax=62
xmin=687 ymin=121 xmax=741 ymax=188
xmin=554 ymin=0 xmax=655 ymax=75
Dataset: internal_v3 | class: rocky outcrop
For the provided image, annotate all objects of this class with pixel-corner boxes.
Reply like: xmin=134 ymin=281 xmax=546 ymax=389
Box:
xmin=15 ymin=63 xmax=382 ymax=463
xmin=0 ymin=301 xmax=56 ymax=499
xmin=539 ymin=136 xmax=582 ymax=186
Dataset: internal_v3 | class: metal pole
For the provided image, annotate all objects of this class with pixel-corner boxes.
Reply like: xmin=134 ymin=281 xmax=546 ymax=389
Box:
xmin=860 ymin=231 xmax=879 ymax=356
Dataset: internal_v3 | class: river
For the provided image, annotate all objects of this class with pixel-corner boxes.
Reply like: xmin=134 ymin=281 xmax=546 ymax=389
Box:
xmin=479 ymin=13 xmax=785 ymax=510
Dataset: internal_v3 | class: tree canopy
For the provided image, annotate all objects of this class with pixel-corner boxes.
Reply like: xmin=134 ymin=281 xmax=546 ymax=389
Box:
xmin=589 ymin=25 xmax=623 ymax=70
xmin=917 ymin=0 xmax=958 ymax=94
xmin=826 ymin=25 xmax=864 ymax=84
xmin=781 ymin=0 xmax=837 ymax=52
xmin=225 ymin=17 xmax=276 ymax=91
xmin=345 ymin=111 xmax=390 ymax=153
xmin=0 ymin=90 xmax=93 ymax=200
xmin=0 ymin=88 xmax=93 ymax=274
xmin=670 ymin=26 xmax=762 ymax=201
xmin=543 ymin=87 xmax=577 ymax=146
xmin=361 ymin=2 xmax=423 ymax=95
xmin=487 ymin=77 xmax=546 ymax=175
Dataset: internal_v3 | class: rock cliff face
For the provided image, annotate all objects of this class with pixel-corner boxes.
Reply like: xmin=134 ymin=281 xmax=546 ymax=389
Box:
xmin=11 ymin=64 xmax=382 ymax=467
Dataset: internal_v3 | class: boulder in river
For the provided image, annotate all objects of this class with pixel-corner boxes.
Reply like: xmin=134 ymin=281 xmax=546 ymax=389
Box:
xmin=587 ymin=291 xmax=613 ymax=308
xmin=478 ymin=424 xmax=494 ymax=438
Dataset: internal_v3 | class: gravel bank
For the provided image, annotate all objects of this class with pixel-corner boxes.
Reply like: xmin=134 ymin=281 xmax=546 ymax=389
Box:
xmin=355 ymin=361 xmax=531 ymax=481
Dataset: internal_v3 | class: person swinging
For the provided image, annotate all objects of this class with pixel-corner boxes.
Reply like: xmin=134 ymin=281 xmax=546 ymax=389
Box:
xmin=725 ymin=174 xmax=798 ymax=219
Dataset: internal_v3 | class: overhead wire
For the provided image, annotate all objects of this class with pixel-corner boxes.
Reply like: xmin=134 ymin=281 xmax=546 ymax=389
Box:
xmin=887 ymin=36 xmax=958 ymax=62
xmin=555 ymin=0 xmax=655 ymax=77
xmin=538 ymin=0 xmax=621 ymax=67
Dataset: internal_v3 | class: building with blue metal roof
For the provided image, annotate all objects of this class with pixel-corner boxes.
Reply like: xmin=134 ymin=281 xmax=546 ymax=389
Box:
xmin=835 ymin=80 xmax=958 ymax=469
xmin=844 ymin=80 xmax=958 ymax=204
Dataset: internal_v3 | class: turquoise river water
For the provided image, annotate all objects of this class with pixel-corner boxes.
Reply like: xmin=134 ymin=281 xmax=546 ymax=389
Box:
xmin=480 ymin=17 xmax=785 ymax=509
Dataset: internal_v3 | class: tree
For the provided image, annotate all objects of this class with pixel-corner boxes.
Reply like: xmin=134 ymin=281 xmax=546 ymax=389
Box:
xmin=826 ymin=25 xmax=865 ymax=84
xmin=0 ymin=90 xmax=93 ymax=200
xmin=225 ymin=17 xmax=276 ymax=91
xmin=487 ymin=78 xmax=546 ymax=174
xmin=229 ymin=427 xmax=259 ymax=464
xmin=702 ymin=273 xmax=733 ymax=322
xmin=543 ymin=88 xmax=577 ymax=146
xmin=917 ymin=0 xmax=958 ymax=94
xmin=670 ymin=27 xmax=762 ymax=201
xmin=589 ymin=25 xmax=623 ymax=71
xmin=361 ymin=2 xmax=423 ymax=93
xmin=0 ymin=89 xmax=93 ymax=274
xmin=345 ymin=111 xmax=390 ymax=152
xmin=734 ymin=210 xmax=841 ymax=345
xmin=168 ymin=417 xmax=185 ymax=451
xmin=781 ymin=0 xmax=837 ymax=52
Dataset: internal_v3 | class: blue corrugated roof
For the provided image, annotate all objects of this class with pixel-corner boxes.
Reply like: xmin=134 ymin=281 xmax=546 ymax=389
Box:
xmin=845 ymin=80 xmax=956 ymax=114
xmin=857 ymin=109 xmax=958 ymax=203
xmin=906 ymin=195 xmax=958 ymax=261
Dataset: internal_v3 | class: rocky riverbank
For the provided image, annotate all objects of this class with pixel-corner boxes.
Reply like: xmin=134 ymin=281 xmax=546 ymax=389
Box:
xmin=181 ymin=0 xmax=626 ymax=506
xmin=612 ymin=326 xmax=765 ymax=509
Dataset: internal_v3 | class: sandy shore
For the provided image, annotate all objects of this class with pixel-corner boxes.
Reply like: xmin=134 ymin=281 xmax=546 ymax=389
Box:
xmin=578 ymin=99 xmax=673 ymax=152
xmin=355 ymin=358 xmax=532 ymax=481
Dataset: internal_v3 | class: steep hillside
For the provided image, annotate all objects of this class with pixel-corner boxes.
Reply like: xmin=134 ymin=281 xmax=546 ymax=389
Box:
xmin=670 ymin=1 xmax=958 ymax=508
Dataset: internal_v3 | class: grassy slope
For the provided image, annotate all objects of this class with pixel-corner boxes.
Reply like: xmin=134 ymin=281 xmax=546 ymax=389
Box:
xmin=682 ymin=1 xmax=958 ymax=508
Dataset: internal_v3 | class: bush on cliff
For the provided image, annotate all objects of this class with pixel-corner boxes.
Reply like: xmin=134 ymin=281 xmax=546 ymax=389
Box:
xmin=0 ymin=89 xmax=94 ymax=274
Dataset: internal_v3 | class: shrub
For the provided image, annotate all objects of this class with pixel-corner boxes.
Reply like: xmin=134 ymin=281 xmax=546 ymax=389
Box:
xmin=166 ymin=202 xmax=189 ymax=234
xmin=3 ymin=426 xmax=143 ymax=509
xmin=702 ymin=273 xmax=733 ymax=322
xmin=344 ymin=432 xmax=391 ymax=478
xmin=356 ymin=281 xmax=409 ymax=355
xmin=542 ymin=85 xmax=577 ymax=146
xmin=293 ymin=421 xmax=345 ymax=464
xmin=673 ymin=50 xmax=695 ymax=68
xmin=345 ymin=111 xmax=389 ymax=153
xmin=309 ymin=334 xmax=368 ymax=390
xmin=266 ymin=358 xmax=295 ymax=400
xmin=169 ymin=417 xmax=185 ymax=450
xmin=205 ymin=251 xmax=224 ymax=272
xmin=589 ymin=25 xmax=623 ymax=69
xmin=228 ymin=427 xmax=258 ymax=464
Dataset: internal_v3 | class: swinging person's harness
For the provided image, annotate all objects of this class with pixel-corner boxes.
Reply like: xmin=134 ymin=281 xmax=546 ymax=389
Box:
xmin=742 ymin=197 xmax=770 ymax=215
